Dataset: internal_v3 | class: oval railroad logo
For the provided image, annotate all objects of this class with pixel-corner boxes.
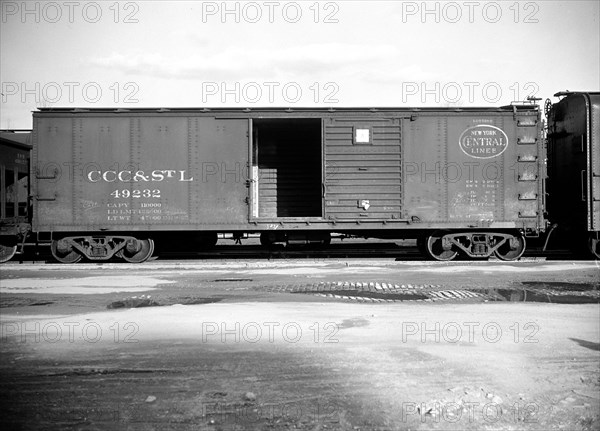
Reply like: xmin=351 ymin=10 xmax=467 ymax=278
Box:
xmin=458 ymin=125 xmax=508 ymax=159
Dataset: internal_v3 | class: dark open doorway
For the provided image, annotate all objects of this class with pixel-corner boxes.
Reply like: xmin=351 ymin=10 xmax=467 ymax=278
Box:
xmin=252 ymin=118 xmax=322 ymax=218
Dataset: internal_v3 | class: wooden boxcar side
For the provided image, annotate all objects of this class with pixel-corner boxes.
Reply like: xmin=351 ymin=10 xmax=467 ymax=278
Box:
xmin=33 ymin=114 xmax=249 ymax=232
xmin=32 ymin=105 xmax=545 ymax=262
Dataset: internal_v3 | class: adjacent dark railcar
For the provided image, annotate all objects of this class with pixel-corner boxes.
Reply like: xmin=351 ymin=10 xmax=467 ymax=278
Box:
xmin=32 ymin=105 xmax=544 ymax=262
xmin=546 ymin=91 xmax=600 ymax=258
xmin=0 ymin=130 xmax=32 ymax=262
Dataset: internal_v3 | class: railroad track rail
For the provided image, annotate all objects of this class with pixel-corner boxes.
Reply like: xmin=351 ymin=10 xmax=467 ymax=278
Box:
xmin=161 ymin=245 xmax=576 ymax=260
xmin=10 ymin=242 xmax=582 ymax=263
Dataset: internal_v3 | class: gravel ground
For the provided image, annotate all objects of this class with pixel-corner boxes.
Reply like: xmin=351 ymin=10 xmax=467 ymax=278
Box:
xmin=1 ymin=259 xmax=599 ymax=430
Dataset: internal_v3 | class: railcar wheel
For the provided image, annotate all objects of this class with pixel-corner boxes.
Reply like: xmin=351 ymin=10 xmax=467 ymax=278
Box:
xmin=51 ymin=239 xmax=83 ymax=264
xmin=494 ymin=234 xmax=526 ymax=261
xmin=0 ymin=244 xmax=17 ymax=263
xmin=589 ymin=236 xmax=600 ymax=259
xmin=425 ymin=233 xmax=458 ymax=261
xmin=119 ymin=238 xmax=154 ymax=263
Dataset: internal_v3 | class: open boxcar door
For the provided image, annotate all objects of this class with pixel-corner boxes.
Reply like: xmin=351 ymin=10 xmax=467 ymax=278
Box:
xmin=249 ymin=118 xmax=323 ymax=221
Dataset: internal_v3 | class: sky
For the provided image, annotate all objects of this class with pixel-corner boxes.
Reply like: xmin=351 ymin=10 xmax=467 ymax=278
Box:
xmin=1 ymin=0 xmax=599 ymax=129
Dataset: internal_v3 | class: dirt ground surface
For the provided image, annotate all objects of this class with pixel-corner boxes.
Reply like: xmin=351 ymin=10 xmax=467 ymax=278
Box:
xmin=1 ymin=258 xmax=599 ymax=430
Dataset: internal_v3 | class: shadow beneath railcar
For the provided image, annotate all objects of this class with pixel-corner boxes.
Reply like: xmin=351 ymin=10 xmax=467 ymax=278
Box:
xmin=525 ymin=236 xmax=599 ymax=261
xmin=7 ymin=238 xmax=596 ymax=263
xmin=155 ymin=240 xmax=425 ymax=261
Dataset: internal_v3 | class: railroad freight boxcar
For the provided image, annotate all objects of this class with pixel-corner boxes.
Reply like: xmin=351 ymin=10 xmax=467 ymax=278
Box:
xmin=0 ymin=131 xmax=32 ymax=262
xmin=32 ymin=105 xmax=545 ymax=262
xmin=546 ymin=91 xmax=600 ymax=258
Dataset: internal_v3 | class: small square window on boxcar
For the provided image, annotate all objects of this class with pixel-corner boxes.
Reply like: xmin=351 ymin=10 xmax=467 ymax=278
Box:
xmin=354 ymin=127 xmax=373 ymax=144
